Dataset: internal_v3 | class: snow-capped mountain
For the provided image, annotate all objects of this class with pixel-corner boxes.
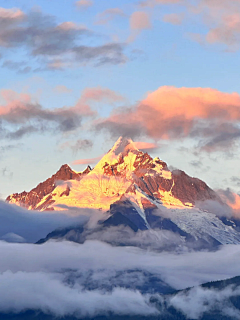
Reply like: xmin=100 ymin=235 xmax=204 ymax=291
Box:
xmin=7 ymin=137 xmax=217 ymax=211
xmin=6 ymin=137 xmax=240 ymax=247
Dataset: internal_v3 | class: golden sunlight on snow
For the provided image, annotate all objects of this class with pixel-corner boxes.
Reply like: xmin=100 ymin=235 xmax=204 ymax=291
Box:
xmin=9 ymin=137 xmax=199 ymax=213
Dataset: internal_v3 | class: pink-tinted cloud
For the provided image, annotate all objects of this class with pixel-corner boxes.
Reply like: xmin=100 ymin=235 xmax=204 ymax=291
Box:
xmin=140 ymin=0 xmax=240 ymax=50
xmin=128 ymin=11 xmax=151 ymax=42
xmin=54 ymin=85 xmax=72 ymax=94
xmin=140 ymin=86 xmax=240 ymax=122
xmin=95 ymin=8 xmax=126 ymax=25
xmin=229 ymin=193 xmax=240 ymax=211
xmin=75 ymin=0 xmax=93 ymax=9
xmin=0 ymin=87 xmax=123 ymax=119
xmin=163 ymin=13 xmax=184 ymax=25
xmin=57 ymin=21 xmax=86 ymax=31
xmin=130 ymin=11 xmax=151 ymax=31
xmin=72 ymin=155 xmax=102 ymax=165
xmin=139 ymin=0 xmax=181 ymax=7
xmin=134 ymin=141 xmax=159 ymax=151
xmin=81 ymin=87 xmax=125 ymax=104
xmin=0 ymin=85 xmax=126 ymax=140
xmin=73 ymin=87 xmax=125 ymax=116
xmin=187 ymin=0 xmax=240 ymax=49
xmin=218 ymin=189 xmax=240 ymax=217
xmin=0 ymin=89 xmax=87 ymax=136
xmin=0 ymin=7 xmax=127 ymax=69
xmin=206 ymin=13 xmax=240 ymax=47
xmin=96 ymin=86 xmax=240 ymax=152
xmin=0 ymin=86 xmax=124 ymax=139
xmin=0 ymin=7 xmax=24 ymax=20
xmin=0 ymin=89 xmax=32 ymax=117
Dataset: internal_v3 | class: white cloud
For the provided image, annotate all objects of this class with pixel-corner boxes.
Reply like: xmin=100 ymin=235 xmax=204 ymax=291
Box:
xmin=75 ymin=0 xmax=93 ymax=9
xmin=0 ymin=201 xmax=96 ymax=242
xmin=0 ymin=240 xmax=240 ymax=317
xmin=169 ymin=285 xmax=240 ymax=319
xmin=1 ymin=240 xmax=240 ymax=288
xmin=0 ymin=271 xmax=158 ymax=317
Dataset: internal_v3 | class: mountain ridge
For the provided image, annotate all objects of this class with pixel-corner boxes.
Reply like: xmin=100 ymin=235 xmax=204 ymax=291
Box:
xmin=6 ymin=137 xmax=240 ymax=248
xmin=6 ymin=137 xmax=219 ymax=212
xmin=6 ymin=164 xmax=92 ymax=210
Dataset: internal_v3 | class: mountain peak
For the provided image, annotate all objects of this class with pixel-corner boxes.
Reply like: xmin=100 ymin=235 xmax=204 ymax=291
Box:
xmin=108 ymin=136 xmax=139 ymax=156
xmin=82 ymin=165 xmax=92 ymax=174
xmin=92 ymin=136 xmax=140 ymax=173
xmin=58 ymin=164 xmax=72 ymax=172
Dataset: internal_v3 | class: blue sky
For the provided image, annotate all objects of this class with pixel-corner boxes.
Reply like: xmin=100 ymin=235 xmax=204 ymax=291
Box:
xmin=1 ymin=0 xmax=240 ymax=198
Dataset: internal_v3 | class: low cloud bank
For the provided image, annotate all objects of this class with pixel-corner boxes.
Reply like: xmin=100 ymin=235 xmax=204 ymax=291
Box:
xmin=164 ymin=186 xmax=239 ymax=220
xmin=196 ymin=199 xmax=233 ymax=218
xmin=1 ymin=240 xmax=240 ymax=289
xmin=195 ymin=189 xmax=240 ymax=220
xmin=0 ymin=201 xmax=102 ymax=243
xmin=1 ymin=240 xmax=240 ymax=318
xmin=0 ymin=271 xmax=158 ymax=317
xmin=84 ymin=225 xmax=185 ymax=251
xmin=3 ymin=198 xmax=240 ymax=318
